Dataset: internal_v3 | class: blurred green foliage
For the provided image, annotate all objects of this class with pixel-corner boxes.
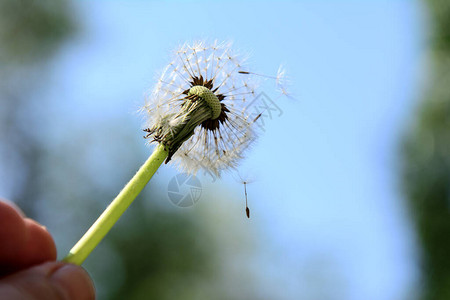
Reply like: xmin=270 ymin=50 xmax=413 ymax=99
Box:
xmin=402 ymin=0 xmax=450 ymax=299
xmin=107 ymin=206 xmax=215 ymax=300
xmin=0 ymin=0 xmax=74 ymax=65
xmin=427 ymin=0 xmax=450 ymax=53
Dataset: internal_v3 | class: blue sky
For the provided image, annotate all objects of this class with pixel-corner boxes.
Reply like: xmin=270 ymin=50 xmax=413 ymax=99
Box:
xmin=31 ymin=1 xmax=425 ymax=299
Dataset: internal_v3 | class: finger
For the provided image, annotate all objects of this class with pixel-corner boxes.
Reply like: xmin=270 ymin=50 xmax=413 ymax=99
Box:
xmin=0 ymin=261 xmax=96 ymax=300
xmin=0 ymin=201 xmax=27 ymax=264
xmin=50 ymin=263 xmax=96 ymax=300
xmin=15 ymin=219 xmax=57 ymax=267
xmin=0 ymin=199 xmax=26 ymax=217
xmin=0 ymin=201 xmax=56 ymax=275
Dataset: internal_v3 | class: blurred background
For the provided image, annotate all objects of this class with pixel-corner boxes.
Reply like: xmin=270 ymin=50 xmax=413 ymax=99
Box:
xmin=0 ymin=0 xmax=448 ymax=299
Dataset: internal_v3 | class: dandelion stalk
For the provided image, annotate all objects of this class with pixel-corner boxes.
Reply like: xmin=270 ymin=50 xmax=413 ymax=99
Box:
xmin=63 ymin=144 xmax=168 ymax=265
xmin=63 ymin=41 xmax=277 ymax=265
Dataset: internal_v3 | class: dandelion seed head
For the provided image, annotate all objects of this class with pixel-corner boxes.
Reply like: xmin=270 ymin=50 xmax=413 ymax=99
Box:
xmin=143 ymin=40 xmax=261 ymax=177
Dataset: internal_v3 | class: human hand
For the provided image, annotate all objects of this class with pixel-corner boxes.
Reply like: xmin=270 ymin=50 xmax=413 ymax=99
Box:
xmin=0 ymin=199 xmax=95 ymax=300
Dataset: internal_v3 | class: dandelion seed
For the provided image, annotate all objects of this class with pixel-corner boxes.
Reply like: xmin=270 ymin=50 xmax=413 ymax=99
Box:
xmin=239 ymin=65 xmax=292 ymax=99
xmin=244 ymin=181 xmax=250 ymax=218
xmin=233 ymin=172 xmax=256 ymax=218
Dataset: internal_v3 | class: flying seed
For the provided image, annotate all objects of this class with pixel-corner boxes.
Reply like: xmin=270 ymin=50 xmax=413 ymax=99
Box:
xmin=243 ymin=181 xmax=250 ymax=219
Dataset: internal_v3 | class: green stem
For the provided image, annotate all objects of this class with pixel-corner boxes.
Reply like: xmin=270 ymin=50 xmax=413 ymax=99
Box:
xmin=63 ymin=144 xmax=168 ymax=265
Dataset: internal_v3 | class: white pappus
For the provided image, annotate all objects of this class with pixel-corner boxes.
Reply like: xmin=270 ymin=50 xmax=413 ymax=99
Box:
xmin=142 ymin=40 xmax=279 ymax=177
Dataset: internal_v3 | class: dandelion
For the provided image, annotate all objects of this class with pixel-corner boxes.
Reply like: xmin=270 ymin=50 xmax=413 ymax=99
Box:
xmin=142 ymin=40 xmax=259 ymax=177
xmin=63 ymin=40 xmax=273 ymax=265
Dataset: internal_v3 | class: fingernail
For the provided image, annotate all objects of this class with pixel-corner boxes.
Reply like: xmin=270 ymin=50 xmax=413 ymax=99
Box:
xmin=50 ymin=264 xmax=95 ymax=300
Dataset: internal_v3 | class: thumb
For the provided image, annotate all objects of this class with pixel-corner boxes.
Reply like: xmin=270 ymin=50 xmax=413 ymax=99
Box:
xmin=0 ymin=262 xmax=95 ymax=300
